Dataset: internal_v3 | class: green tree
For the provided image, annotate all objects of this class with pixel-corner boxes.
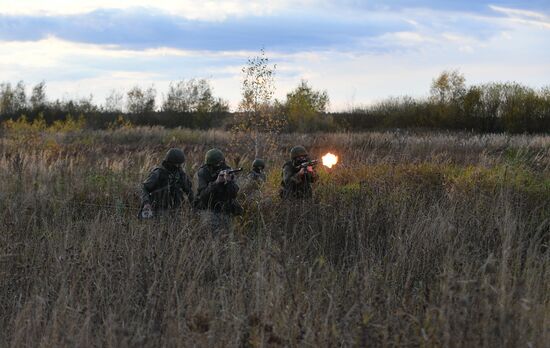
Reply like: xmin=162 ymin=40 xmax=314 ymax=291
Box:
xmin=284 ymin=80 xmax=330 ymax=131
xmin=162 ymin=79 xmax=228 ymax=113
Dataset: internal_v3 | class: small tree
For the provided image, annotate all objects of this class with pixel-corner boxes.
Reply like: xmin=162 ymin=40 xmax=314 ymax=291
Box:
xmin=429 ymin=70 xmax=467 ymax=128
xmin=103 ymin=89 xmax=124 ymax=113
xmin=430 ymin=70 xmax=466 ymax=104
xmin=14 ymin=81 xmax=27 ymax=112
xmin=285 ymin=80 xmax=329 ymax=131
xmin=0 ymin=82 xmax=15 ymax=115
xmin=127 ymin=86 xmax=156 ymax=114
xmin=30 ymin=81 xmax=47 ymax=111
xmin=162 ymin=79 xmax=228 ymax=113
xmin=1 ymin=81 xmax=27 ymax=114
xmin=233 ymin=49 xmax=284 ymax=158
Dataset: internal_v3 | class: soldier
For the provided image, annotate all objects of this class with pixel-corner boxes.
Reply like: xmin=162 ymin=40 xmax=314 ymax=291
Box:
xmin=247 ymin=158 xmax=267 ymax=183
xmin=280 ymin=145 xmax=318 ymax=200
xmin=195 ymin=148 xmax=242 ymax=217
xmin=140 ymin=148 xmax=194 ymax=218
xmin=241 ymin=158 xmax=267 ymax=204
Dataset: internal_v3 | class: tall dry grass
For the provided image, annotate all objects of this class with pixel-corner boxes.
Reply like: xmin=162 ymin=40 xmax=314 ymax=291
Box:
xmin=0 ymin=128 xmax=548 ymax=347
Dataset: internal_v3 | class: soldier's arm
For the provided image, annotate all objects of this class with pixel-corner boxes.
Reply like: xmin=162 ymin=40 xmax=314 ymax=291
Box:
xmin=307 ymin=168 xmax=318 ymax=183
xmin=226 ymin=180 xmax=239 ymax=199
xmin=283 ymin=164 xmax=302 ymax=185
xmin=197 ymin=169 xmax=221 ymax=199
xmin=141 ymin=169 xmax=161 ymax=204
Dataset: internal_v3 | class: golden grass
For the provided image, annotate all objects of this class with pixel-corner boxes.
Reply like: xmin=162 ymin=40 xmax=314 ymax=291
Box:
xmin=0 ymin=128 xmax=548 ymax=347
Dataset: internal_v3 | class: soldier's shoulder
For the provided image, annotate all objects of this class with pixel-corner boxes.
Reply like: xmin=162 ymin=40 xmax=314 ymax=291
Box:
xmin=282 ymin=161 xmax=294 ymax=169
xmin=197 ymin=164 xmax=211 ymax=176
xmin=145 ymin=166 xmax=165 ymax=178
xmin=152 ymin=165 xmax=168 ymax=173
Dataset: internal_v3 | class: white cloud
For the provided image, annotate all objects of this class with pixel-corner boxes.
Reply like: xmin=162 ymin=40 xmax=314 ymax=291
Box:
xmin=1 ymin=4 xmax=549 ymax=112
xmin=489 ymin=5 xmax=550 ymax=29
xmin=1 ymin=0 xmax=296 ymax=20
xmin=0 ymin=36 xmax=267 ymax=70
xmin=489 ymin=5 xmax=548 ymax=20
xmin=2 ymin=30 xmax=549 ymax=111
xmin=385 ymin=31 xmax=437 ymax=45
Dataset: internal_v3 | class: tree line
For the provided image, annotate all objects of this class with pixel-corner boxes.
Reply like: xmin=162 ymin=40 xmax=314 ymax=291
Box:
xmin=337 ymin=70 xmax=550 ymax=134
xmin=1 ymin=70 xmax=548 ymax=134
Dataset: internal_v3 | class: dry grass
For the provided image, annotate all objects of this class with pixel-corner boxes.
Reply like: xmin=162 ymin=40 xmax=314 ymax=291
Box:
xmin=1 ymin=127 xmax=549 ymax=347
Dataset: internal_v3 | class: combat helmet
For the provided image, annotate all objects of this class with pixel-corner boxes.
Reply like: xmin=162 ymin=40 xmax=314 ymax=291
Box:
xmin=290 ymin=146 xmax=308 ymax=160
xmin=252 ymin=158 xmax=266 ymax=169
xmin=205 ymin=148 xmax=225 ymax=166
xmin=164 ymin=148 xmax=186 ymax=164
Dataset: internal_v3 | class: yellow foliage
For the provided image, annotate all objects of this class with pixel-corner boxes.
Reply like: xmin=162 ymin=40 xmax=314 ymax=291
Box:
xmin=108 ymin=115 xmax=134 ymax=130
xmin=2 ymin=114 xmax=85 ymax=133
xmin=50 ymin=115 xmax=86 ymax=132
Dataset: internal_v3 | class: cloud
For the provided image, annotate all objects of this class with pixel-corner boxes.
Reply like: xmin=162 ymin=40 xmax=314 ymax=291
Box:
xmin=489 ymin=5 xmax=550 ymax=29
xmin=0 ymin=1 xmax=548 ymax=111
xmin=1 ymin=0 xmax=298 ymax=20
xmin=3 ymin=2 xmax=547 ymax=54
xmin=489 ymin=5 xmax=549 ymax=20
xmin=0 ymin=8 xmax=412 ymax=52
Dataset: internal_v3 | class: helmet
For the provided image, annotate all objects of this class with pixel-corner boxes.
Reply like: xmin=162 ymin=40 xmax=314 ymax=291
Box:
xmin=164 ymin=148 xmax=185 ymax=164
xmin=205 ymin=148 xmax=225 ymax=166
xmin=252 ymin=158 xmax=265 ymax=169
xmin=290 ymin=146 xmax=308 ymax=159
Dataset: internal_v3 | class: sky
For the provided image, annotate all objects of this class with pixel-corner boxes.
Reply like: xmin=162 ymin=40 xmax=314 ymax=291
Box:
xmin=0 ymin=0 xmax=549 ymax=111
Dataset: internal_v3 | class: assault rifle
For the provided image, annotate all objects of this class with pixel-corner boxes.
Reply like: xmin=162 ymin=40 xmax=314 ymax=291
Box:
xmin=216 ymin=167 xmax=243 ymax=185
xmin=295 ymin=159 xmax=318 ymax=170
xmin=221 ymin=167 xmax=243 ymax=175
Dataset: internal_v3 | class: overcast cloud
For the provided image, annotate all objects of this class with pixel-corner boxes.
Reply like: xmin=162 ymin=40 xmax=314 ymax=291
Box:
xmin=0 ymin=0 xmax=548 ymax=110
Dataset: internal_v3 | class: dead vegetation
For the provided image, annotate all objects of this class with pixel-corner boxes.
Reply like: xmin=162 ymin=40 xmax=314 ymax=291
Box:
xmin=0 ymin=128 xmax=548 ymax=347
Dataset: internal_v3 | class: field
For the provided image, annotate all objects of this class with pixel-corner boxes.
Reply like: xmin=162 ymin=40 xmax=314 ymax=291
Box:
xmin=1 ymin=127 xmax=549 ymax=347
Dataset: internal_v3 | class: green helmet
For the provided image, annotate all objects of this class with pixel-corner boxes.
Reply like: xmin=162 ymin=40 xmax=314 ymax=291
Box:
xmin=252 ymin=158 xmax=265 ymax=169
xmin=205 ymin=148 xmax=225 ymax=166
xmin=290 ymin=146 xmax=308 ymax=159
xmin=164 ymin=148 xmax=185 ymax=164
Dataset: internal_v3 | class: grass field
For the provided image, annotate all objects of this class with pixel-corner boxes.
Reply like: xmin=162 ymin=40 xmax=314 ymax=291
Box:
xmin=1 ymin=127 xmax=549 ymax=347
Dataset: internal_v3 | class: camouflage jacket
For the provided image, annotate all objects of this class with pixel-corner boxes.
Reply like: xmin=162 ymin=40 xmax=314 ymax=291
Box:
xmin=141 ymin=162 xmax=194 ymax=211
xmin=247 ymin=170 xmax=267 ymax=183
xmin=195 ymin=164 xmax=242 ymax=215
xmin=280 ymin=160 xmax=318 ymax=199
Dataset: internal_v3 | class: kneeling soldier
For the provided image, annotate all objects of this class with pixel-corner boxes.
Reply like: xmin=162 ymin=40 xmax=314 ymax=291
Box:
xmin=280 ymin=145 xmax=318 ymax=200
xmin=140 ymin=148 xmax=194 ymax=218
xmin=241 ymin=158 xmax=267 ymax=203
xmin=195 ymin=148 xmax=242 ymax=217
xmin=247 ymin=158 xmax=267 ymax=183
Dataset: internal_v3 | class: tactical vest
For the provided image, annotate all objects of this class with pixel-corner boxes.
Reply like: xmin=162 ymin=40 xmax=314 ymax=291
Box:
xmin=280 ymin=161 xmax=314 ymax=199
xmin=195 ymin=164 xmax=243 ymax=215
xmin=149 ymin=167 xmax=186 ymax=210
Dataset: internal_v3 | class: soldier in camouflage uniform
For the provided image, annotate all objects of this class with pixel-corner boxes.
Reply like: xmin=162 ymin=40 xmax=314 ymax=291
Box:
xmin=195 ymin=148 xmax=242 ymax=216
xmin=280 ymin=145 xmax=318 ymax=200
xmin=241 ymin=158 xmax=267 ymax=204
xmin=140 ymin=148 xmax=194 ymax=218
xmin=247 ymin=158 xmax=267 ymax=183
